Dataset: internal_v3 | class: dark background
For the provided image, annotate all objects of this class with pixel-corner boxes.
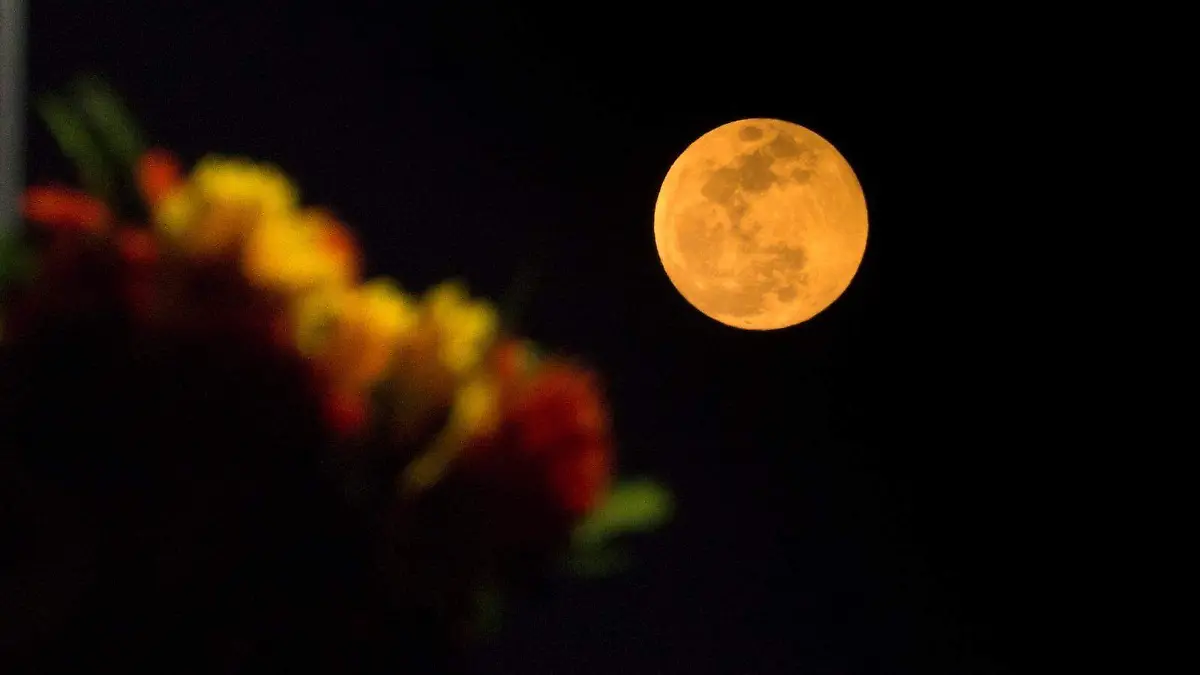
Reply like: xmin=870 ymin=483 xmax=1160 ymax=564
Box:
xmin=23 ymin=3 xmax=1059 ymax=673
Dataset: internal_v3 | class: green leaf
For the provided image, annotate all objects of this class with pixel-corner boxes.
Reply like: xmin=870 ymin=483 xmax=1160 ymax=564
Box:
xmin=68 ymin=75 xmax=146 ymax=169
xmin=37 ymin=94 xmax=115 ymax=204
xmin=572 ymin=477 xmax=674 ymax=548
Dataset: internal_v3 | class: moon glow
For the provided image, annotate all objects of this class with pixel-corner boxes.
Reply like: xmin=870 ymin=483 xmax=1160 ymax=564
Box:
xmin=654 ymin=118 xmax=868 ymax=330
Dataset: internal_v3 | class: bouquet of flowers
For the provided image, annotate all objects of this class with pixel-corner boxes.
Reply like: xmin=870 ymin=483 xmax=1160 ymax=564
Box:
xmin=0 ymin=77 xmax=671 ymax=665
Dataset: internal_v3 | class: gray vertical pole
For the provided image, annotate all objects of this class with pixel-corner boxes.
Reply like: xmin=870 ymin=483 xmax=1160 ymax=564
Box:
xmin=1 ymin=0 xmax=27 ymax=236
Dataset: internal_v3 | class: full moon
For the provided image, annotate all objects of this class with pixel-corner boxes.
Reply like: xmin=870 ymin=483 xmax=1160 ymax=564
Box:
xmin=654 ymin=118 xmax=868 ymax=330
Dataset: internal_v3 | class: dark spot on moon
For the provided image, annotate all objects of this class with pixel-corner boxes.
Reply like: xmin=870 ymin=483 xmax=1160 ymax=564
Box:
xmin=739 ymin=125 xmax=763 ymax=141
xmin=768 ymin=244 xmax=808 ymax=272
xmin=701 ymin=167 xmax=739 ymax=204
xmin=766 ymin=131 xmax=803 ymax=159
xmin=790 ymin=168 xmax=814 ymax=183
xmin=776 ymin=286 xmax=798 ymax=302
xmin=740 ymin=151 xmax=777 ymax=192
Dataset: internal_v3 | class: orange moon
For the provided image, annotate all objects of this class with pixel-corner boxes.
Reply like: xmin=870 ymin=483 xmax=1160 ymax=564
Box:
xmin=654 ymin=118 xmax=868 ymax=330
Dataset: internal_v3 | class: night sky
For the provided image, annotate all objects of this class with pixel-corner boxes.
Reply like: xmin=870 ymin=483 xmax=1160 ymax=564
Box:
xmin=24 ymin=3 xmax=1049 ymax=673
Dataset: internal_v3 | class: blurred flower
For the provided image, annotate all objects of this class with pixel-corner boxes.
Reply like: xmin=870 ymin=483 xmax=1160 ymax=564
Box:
xmin=191 ymin=156 xmax=297 ymax=217
xmin=452 ymin=374 xmax=503 ymax=438
xmin=386 ymin=327 xmax=455 ymax=446
xmin=508 ymin=362 xmax=612 ymax=517
xmin=21 ymin=186 xmax=112 ymax=233
xmin=135 ymin=148 xmax=184 ymax=209
xmin=242 ymin=208 xmax=360 ymax=296
xmin=400 ymin=373 xmax=502 ymax=493
xmin=152 ymin=156 xmax=298 ymax=258
xmin=490 ymin=338 xmax=540 ymax=392
xmin=295 ymin=277 xmax=419 ymax=394
xmin=461 ymin=344 xmax=612 ymax=520
xmin=6 ymin=102 xmax=657 ymax=649
xmin=423 ymin=280 xmax=498 ymax=376
xmin=383 ymin=282 xmax=498 ymax=446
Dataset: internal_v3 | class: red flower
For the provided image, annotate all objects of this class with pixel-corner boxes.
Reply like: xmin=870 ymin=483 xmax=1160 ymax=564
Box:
xmin=510 ymin=364 xmax=611 ymax=516
xmin=462 ymin=353 xmax=612 ymax=523
xmin=136 ymin=148 xmax=184 ymax=208
xmin=21 ymin=186 xmax=112 ymax=233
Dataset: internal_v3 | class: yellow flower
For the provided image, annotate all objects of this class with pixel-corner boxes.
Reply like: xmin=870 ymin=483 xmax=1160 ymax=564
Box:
xmin=449 ymin=373 xmax=501 ymax=437
xmin=294 ymin=278 xmax=418 ymax=389
xmin=293 ymin=285 xmax=347 ymax=358
xmin=153 ymin=187 xmax=199 ymax=241
xmin=190 ymin=156 xmax=297 ymax=218
xmin=422 ymin=280 xmax=498 ymax=376
xmin=382 ymin=282 xmax=497 ymax=441
xmin=152 ymin=155 xmax=299 ymax=257
xmin=359 ymin=278 xmax=420 ymax=348
xmin=243 ymin=213 xmax=314 ymax=293
xmin=243 ymin=209 xmax=358 ymax=296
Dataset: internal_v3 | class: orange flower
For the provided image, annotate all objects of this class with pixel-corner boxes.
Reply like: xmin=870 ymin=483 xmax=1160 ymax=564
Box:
xmin=21 ymin=186 xmax=112 ymax=233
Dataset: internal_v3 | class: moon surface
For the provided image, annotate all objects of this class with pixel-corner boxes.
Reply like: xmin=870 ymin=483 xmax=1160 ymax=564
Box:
xmin=654 ymin=118 xmax=868 ymax=330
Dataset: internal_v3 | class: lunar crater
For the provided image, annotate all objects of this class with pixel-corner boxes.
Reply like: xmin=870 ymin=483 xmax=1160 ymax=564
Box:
xmin=738 ymin=125 xmax=763 ymax=141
